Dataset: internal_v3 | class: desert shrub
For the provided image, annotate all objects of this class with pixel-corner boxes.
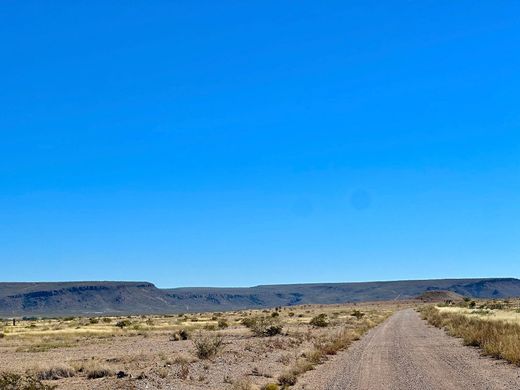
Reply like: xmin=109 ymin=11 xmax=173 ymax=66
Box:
xmin=261 ymin=384 xmax=280 ymax=390
xmin=115 ymin=320 xmax=132 ymax=329
xmin=271 ymin=312 xmax=279 ymax=318
xmin=309 ymin=314 xmax=329 ymax=327
xmin=231 ymin=377 xmax=256 ymax=390
xmin=0 ymin=372 xmax=57 ymax=390
xmin=171 ymin=328 xmax=190 ymax=341
xmin=485 ymin=302 xmax=505 ymax=310
xmin=242 ymin=316 xmax=283 ymax=337
xmin=277 ymin=371 xmax=297 ymax=386
xmin=217 ymin=319 xmax=229 ymax=329
xmin=85 ymin=365 xmax=113 ymax=379
xmin=34 ymin=365 xmax=75 ymax=380
xmin=88 ymin=318 xmax=99 ymax=324
xmin=193 ymin=333 xmax=224 ymax=359
xmin=102 ymin=317 xmax=112 ymax=323
xmin=288 ymin=312 xmax=295 ymax=317
xmin=0 ymin=333 xmax=5 ymax=339
xmin=351 ymin=310 xmax=365 ymax=319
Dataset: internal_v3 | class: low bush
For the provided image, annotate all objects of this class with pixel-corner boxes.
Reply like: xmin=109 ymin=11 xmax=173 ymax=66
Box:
xmin=261 ymin=384 xmax=280 ymax=390
xmin=115 ymin=320 xmax=132 ymax=329
xmin=193 ymin=333 xmax=224 ymax=359
xmin=171 ymin=328 xmax=190 ymax=341
xmin=242 ymin=316 xmax=283 ymax=337
xmin=309 ymin=314 xmax=329 ymax=327
xmin=0 ymin=372 xmax=57 ymax=390
xmin=34 ymin=365 xmax=75 ymax=380
xmin=85 ymin=365 xmax=113 ymax=379
xmin=217 ymin=319 xmax=229 ymax=329
xmin=277 ymin=370 xmax=297 ymax=386
xmin=351 ymin=310 xmax=365 ymax=319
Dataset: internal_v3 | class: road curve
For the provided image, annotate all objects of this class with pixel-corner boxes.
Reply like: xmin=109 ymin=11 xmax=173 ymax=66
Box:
xmin=297 ymin=309 xmax=520 ymax=390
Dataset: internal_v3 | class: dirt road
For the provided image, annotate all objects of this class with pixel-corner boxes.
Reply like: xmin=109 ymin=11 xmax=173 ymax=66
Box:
xmin=297 ymin=309 xmax=520 ymax=390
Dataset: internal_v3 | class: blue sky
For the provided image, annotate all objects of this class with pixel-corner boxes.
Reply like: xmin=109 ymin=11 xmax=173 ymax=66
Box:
xmin=1 ymin=1 xmax=519 ymax=287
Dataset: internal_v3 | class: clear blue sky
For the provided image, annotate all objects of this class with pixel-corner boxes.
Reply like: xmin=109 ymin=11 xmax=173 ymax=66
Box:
xmin=1 ymin=1 xmax=519 ymax=288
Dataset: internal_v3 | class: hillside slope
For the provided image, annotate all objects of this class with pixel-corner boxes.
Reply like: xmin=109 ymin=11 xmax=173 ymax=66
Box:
xmin=0 ymin=278 xmax=519 ymax=316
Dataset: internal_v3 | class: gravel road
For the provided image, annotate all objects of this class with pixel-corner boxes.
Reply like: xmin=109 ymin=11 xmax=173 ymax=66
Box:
xmin=297 ymin=308 xmax=520 ymax=390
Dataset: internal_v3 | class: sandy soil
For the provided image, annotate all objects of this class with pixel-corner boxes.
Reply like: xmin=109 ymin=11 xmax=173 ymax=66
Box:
xmin=0 ymin=303 xmax=394 ymax=389
xmin=296 ymin=309 xmax=520 ymax=390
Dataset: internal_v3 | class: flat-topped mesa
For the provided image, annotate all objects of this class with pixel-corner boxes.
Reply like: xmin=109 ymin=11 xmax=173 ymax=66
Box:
xmin=0 ymin=278 xmax=519 ymax=317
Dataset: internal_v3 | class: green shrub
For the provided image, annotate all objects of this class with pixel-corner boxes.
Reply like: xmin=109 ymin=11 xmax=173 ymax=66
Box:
xmin=217 ymin=319 xmax=229 ymax=329
xmin=309 ymin=314 xmax=329 ymax=327
xmin=351 ymin=310 xmax=365 ymax=319
xmin=261 ymin=383 xmax=280 ymax=390
xmin=193 ymin=333 xmax=223 ymax=359
xmin=242 ymin=316 xmax=283 ymax=337
xmin=115 ymin=320 xmax=132 ymax=329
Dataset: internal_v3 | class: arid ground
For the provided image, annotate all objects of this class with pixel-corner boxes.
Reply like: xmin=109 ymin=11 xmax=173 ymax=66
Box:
xmin=1 ymin=299 xmax=520 ymax=389
xmin=0 ymin=302 xmax=400 ymax=389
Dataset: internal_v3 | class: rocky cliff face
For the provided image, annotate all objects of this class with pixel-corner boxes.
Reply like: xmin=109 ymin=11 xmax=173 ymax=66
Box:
xmin=1 ymin=278 xmax=519 ymax=317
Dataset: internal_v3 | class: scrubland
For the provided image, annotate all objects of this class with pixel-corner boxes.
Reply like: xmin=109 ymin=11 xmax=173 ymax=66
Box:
xmin=0 ymin=302 xmax=399 ymax=389
xmin=420 ymin=298 xmax=520 ymax=366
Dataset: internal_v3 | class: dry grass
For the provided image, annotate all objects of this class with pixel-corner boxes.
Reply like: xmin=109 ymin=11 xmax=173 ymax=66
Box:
xmin=420 ymin=306 xmax=520 ymax=365
xmin=0 ymin=372 xmax=57 ymax=390
xmin=0 ymin=302 xmax=399 ymax=389
xmin=31 ymin=365 xmax=76 ymax=380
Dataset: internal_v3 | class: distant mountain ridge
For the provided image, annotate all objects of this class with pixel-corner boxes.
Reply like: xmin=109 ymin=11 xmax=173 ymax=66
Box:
xmin=0 ymin=278 xmax=519 ymax=317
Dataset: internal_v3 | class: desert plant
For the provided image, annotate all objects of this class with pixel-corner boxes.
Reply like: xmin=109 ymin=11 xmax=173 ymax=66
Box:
xmin=193 ymin=333 xmax=224 ymax=359
xmin=231 ymin=377 xmax=256 ymax=390
xmin=0 ymin=372 xmax=57 ymax=390
xmin=261 ymin=384 xmax=280 ymax=390
xmin=85 ymin=365 xmax=113 ymax=379
xmin=420 ymin=306 xmax=520 ymax=366
xmin=242 ymin=316 xmax=283 ymax=337
xmin=277 ymin=371 xmax=297 ymax=386
xmin=309 ymin=314 xmax=329 ymax=327
xmin=34 ymin=365 xmax=75 ymax=380
xmin=115 ymin=320 xmax=131 ymax=329
xmin=351 ymin=310 xmax=365 ymax=319
xmin=171 ymin=328 xmax=190 ymax=341
xmin=217 ymin=319 xmax=229 ymax=329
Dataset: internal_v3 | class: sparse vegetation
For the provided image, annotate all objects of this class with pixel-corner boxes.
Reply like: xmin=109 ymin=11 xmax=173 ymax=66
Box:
xmin=0 ymin=372 xmax=57 ymax=390
xmin=115 ymin=319 xmax=132 ymax=329
xmin=420 ymin=306 xmax=520 ymax=366
xmin=242 ymin=316 xmax=283 ymax=337
xmin=193 ymin=333 xmax=224 ymax=359
xmin=309 ymin=313 xmax=329 ymax=327
xmin=33 ymin=365 xmax=75 ymax=380
xmin=0 ymin=302 xmax=394 ymax=388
